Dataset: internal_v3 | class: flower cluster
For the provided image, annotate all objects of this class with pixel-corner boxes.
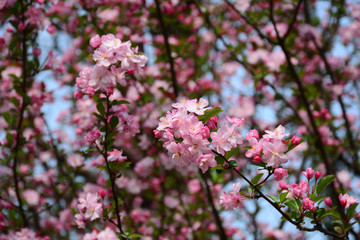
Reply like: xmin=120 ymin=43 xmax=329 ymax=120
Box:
xmin=75 ymin=34 xmax=147 ymax=97
xmin=219 ymin=182 xmax=243 ymax=210
xmin=82 ymin=227 xmax=119 ymax=240
xmin=154 ymin=98 xmax=215 ymax=171
xmin=75 ymin=193 xmax=103 ymax=228
xmin=245 ymin=125 xmax=290 ymax=168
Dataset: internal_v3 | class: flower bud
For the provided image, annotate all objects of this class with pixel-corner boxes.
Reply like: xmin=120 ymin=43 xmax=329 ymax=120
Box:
xmin=47 ymin=25 xmax=56 ymax=34
xmin=98 ymin=189 xmax=106 ymax=198
xmin=274 ymin=168 xmax=289 ymax=181
xmin=74 ymin=91 xmax=83 ymax=100
xmin=206 ymin=116 xmax=217 ymax=130
xmin=302 ymin=167 xmax=314 ymax=179
xmin=253 ymin=154 xmax=262 ymax=163
xmin=291 ymin=135 xmax=301 ymax=145
xmin=324 ymin=197 xmax=332 ymax=207
xmin=33 ymin=48 xmax=41 ymax=57
xmin=315 ymin=171 xmax=322 ymax=180
xmin=153 ymin=130 xmax=161 ymax=139
xmin=279 ymin=181 xmax=288 ymax=190
xmin=90 ymin=34 xmax=101 ymax=48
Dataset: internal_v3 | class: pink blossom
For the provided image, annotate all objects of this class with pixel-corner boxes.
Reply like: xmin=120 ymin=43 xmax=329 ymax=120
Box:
xmin=219 ymin=182 xmax=243 ymax=210
xmin=197 ymin=153 xmax=217 ymax=173
xmin=339 ymin=194 xmax=358 ymax=209
xmin=245 ymin=129 xmax=259 ymax=141
xmin=77 ymin=193 xmax=103 ymax=223
xmin=84 ymin=129 xmax=101 ymax=144
xmin=93 ymin=44 xmax=118 ymax=67
xmin=66 ymin=154 xmax=84 ymax=168
xmin=210 ymin=128 xmax=232 ymax=155
xmin=134 ymin=157 xmax=154 ymax=178
xmin=290 ymin=183 xmax=302 ymax=198
xmin=90 ymin=34 xmax=101 ymax=48
xmin=302 ymin=197 xmax=316 ymax=211
xmin=97 ymin=228 xmax=119 ymax=240
xmin=166 ymin=142 xmax=192 ymax=167
xmin=23 ymin=189 xmax=40 ymax=207
xmin=245 ymin=137 xmax=264 ymax=158
xmin=263 ymin=125 xmax=289 ymax=140
xmin=88 ymin=66 xmax=116 ymax=90
xmin=107 ymin=149 xmax=127 ymax=162
xmin=274 ymin=168 xmax=289 ymax=181
xmin=185 ymin=98 xmax=209 ymax=115
xmin=299 ymin=181 xmax=310 ymax=193
xmin=183 ymin=135 xmax=210 ymax=159
xmin=188 ymin=179 xmax=201 ymax=194
xmin=262 ymin=140 xmax=288 ymax=168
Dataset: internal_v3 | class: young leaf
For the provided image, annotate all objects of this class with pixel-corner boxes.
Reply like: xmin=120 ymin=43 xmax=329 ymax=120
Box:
xmin=316 ymin=175 xmax=335 ymax=194
xmin=96 ymin=103 xmax=105 ymax=115
xmin=228 ymin=160 xmax=239 ymax=169
xmin=285 ymin=139 xmax=305 ymax=153
xmin=268 ymin=195 xmax=279 ymax=202
xmin=346 ymin=203 xmax=359 ymax=219
xmin=225 ymin=147 xmax=240 ymax=159
xmin=284 ymin=198 xmax=300 ymax=211
xmin=129 ymin=234 xmax=143 ymax=239
xmin=109 ymin=116 xmax=119 ymax=129
xmin=251 ymin=173 xmax=264 ymax=185
xmin=198 ymin=107 xmax=223 ymax=123
xmin=279 ymin=192 xmax=288 ymax=203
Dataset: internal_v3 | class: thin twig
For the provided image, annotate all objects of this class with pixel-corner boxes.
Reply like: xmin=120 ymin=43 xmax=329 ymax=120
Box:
xmin=212 ymin=150 xmax=346 ymax=239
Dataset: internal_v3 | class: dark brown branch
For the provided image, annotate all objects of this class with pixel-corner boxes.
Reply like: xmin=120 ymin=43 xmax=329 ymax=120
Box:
xmin=103 ymin=96 xmax=125 ymax=236
xmin=282 ymin=0 xmax=303 ymax=40
xmin=312 ymin=38 xmax=358 ymax=162
xmin=200 ymin=171 xmax=228 ymax=240
xmin=154 ymin=0 xmax=178 ymax=98
xmin=12 ymin=0 xmax=29 ymax=227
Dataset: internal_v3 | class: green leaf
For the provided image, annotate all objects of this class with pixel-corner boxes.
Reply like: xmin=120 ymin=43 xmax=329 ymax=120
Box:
xmin=9 ymin=97 xmax=20 ymax=107
xmin=316 ymin=175 xmax=335 ymax=194
xmin=251 ymin=173 xmax=264 ymax=185
xmin=250 ymin=161 xmax=266 ymax=168
xmin=129 ymin=234 xmax=143 ymax=239
xmin=6 ymin=133 xmax=13 ymax=146
xmin=228 ymin=160 xmax=239 ymax=169
xmin=109 ymin=116 xmax=119 ymax=129
xmin=268 ymin=195 xmax=279 ymax=202
xmin=279 ymin=192 xmax=288 ymax=203
xmin=215 ymin=156 xmax=224 ymax=165
xmin=198 ymin=107 xmax=223 ymax=123
xmin=346 ymin=203 xmax=358 ymax=219
xmin=113 ymin=100 xmax=130 ymax=105
xmin=96 ymin=103 xmax=105 ymax=115
xmin=285 ymin=139 xmax=305 ymax=153
xmin=284 ymin=198 xmax=300 ymax=211
xmin=2 ymin=112 xmax=11 ymax=125
xmin=310 ymin=196 xmax=325 ymax=203
xmin=242 ymin=146 xmax=252 ymax=150
xmin=225 ymin=147 xmax=240 ymax=159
